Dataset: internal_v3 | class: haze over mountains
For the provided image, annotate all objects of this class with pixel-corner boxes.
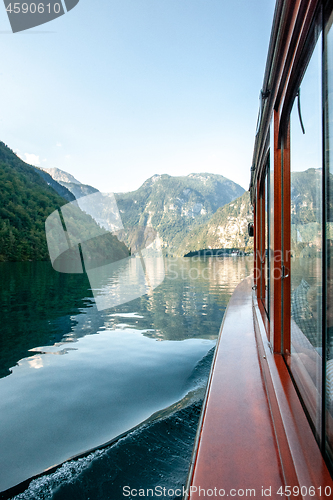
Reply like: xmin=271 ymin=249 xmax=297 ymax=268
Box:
xmin=0 ymin=140 xmax=257 ymax=262
xmin=43 ymin=167 xmax=246 ymax=254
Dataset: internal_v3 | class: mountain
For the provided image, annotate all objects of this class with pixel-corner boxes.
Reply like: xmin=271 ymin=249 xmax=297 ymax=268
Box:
xmin=41 ymin=166 xmax=98 ymax=200
xmin=41 ymin=169 xmax=119 ymax=232
xmin=290 ymin=167 xmax=333 ymax=256
xmin=177 ymin=168 xmax=333 ymax=257
xmin=41 ymin=167 xmax=81 ymax=185
xmin=0 ymin=142 xmax=129 ymax=262
xmin=291 ymin=168 xmax=323 ymax=225
xmin=115 ymin=173 xmax=245 ymax=254
xmin=42 ymin=170 xmax=245 ymax=255
xmin=34 ymin=169 xmax=76 ymax=202
xmin=177 ymin=191 xmax=254 ymax=255
xmin=0 ymin=144 xmax=75 ymax=203
xmin=0 ymin=142 xmax=72 ymax=261
xmin=42 ymin=165 xmax=333 ymax=260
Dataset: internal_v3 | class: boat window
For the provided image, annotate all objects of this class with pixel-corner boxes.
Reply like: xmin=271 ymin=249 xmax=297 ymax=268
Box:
xmin=258 ymin=182 xmax=264 ymax=301
xmin=265 ymin=161 xmax=270 ymax=319
xmin=258 ymin=162 xmax=269 ymax=319
xmin=269 ymin=123 xmax=274 ymax=344
xmin=289 ymin=29 xmax=323 ymax=440
xmin=324 ymin=6 xmax=333 ymax=468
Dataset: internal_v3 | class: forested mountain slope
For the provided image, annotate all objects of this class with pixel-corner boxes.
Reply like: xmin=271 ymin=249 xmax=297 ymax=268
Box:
xmin=0 ymin=143 xmax=129 ymax=262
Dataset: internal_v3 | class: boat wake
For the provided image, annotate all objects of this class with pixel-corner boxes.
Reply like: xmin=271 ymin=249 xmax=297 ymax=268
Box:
xmin=6 ymin=347 xmax=215 ymax=500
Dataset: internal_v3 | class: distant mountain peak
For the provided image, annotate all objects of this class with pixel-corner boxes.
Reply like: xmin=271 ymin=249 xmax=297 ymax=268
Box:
xmin=141 ymin=174 xmax=170 ymax=189
xmin=188 ymin=173 xmax=212 ymax=180
xmin=41 ymin=167 xmax=81 ymax=185
xmin=151 ymin=174 xmax=163 ymax=183
xmin=187 ymin=173 xmax=225 ymax=181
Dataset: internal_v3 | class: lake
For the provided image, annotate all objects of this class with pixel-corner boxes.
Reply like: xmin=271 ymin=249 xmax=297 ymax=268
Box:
xmin=0 ymin=256 xmax=253 ymax=499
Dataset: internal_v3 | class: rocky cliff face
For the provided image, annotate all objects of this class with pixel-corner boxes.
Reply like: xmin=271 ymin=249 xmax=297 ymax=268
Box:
xmin=177 ymin=192 xmax=254 ymax=255
xmin=115 ymin=173 xmax=245 ymax=254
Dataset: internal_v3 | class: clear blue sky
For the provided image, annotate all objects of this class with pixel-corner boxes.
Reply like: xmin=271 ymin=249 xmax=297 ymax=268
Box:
xmin=0 ymin=0 xmax=275 ymax=193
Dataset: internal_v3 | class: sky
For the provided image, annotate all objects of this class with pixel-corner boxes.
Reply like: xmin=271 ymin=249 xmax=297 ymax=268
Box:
xmin=0 ymin=0 xmax=276 ymax=193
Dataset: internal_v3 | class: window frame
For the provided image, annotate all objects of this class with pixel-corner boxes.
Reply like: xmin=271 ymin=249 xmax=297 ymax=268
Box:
xmin=273 ymin=2 xmax=327 ymax=453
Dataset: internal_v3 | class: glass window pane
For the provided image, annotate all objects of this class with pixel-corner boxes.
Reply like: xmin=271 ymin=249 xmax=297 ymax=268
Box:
xmin=265 ymin=165 xmax=270 ymax=318
xmin=269 ymin=124 xmax=274 ymax=345
xmin=325 ymin=9 xmax=333 ymax=466
xmin=259 ymin=186 xmax=265 ymax=303
xmin=258 ymin=164 xmax=269 ymax=317
xmin=289 ymin=32 xmax=323 ymax=438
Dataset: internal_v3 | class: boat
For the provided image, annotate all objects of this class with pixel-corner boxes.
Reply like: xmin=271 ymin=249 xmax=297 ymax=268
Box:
xmin=184 ymin=0 xmax=333 ymax=497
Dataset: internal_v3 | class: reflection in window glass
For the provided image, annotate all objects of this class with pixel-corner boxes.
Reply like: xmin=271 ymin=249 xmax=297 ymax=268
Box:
xmin=289 ymin=32 xmax=322 ymax=438
xmin=265 ymin=164 xmax=269 ymax=318
xmin=259 ymin=168 xmax=269 ymax=316
xmin=325 ymin=9 xmax=333 ymax=466
xmin=259 ymin=184 xmax=265 ymax=303
xmin=269 ymin=125 xmax=274 ymax=345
